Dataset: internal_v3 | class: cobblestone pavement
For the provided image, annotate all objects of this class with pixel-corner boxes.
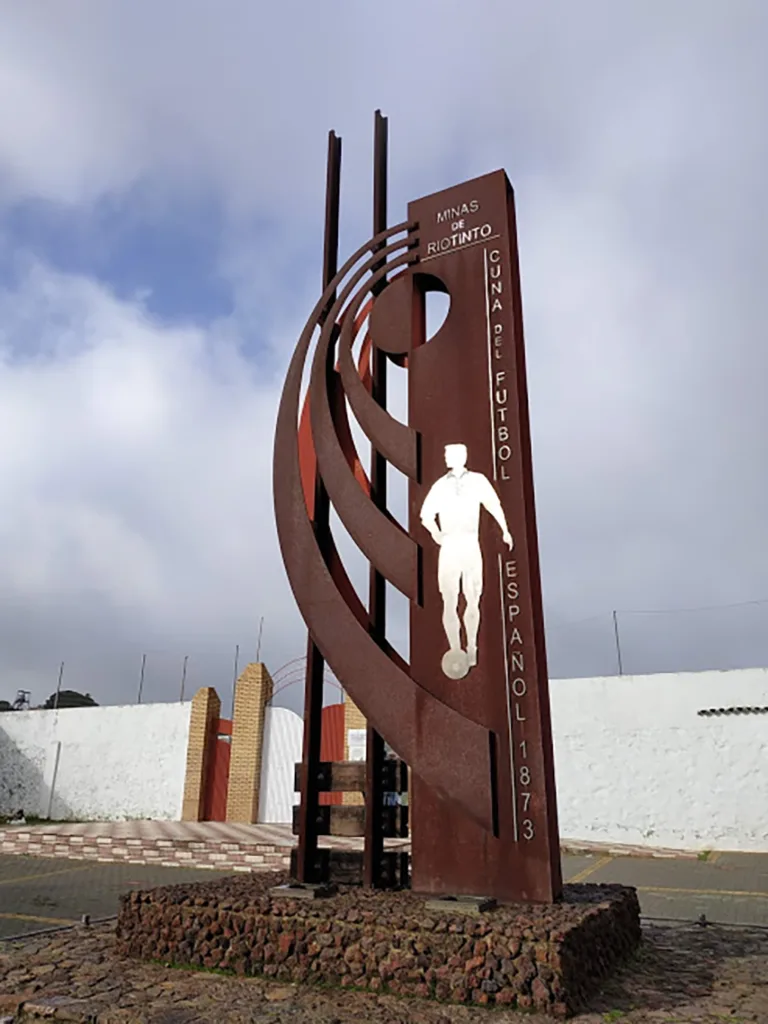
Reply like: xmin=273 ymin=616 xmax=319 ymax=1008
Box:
xmin=0 ymin=855 xmax=230 ymax=938
xmin=0 ymin=918 xmax=767 ymax=1022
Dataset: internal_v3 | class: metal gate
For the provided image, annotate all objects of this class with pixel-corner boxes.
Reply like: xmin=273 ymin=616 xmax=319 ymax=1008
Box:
xmin=203 ymin=718 xmax=232 ymax=822
xmin=319 ymin=703 xmax=345 ymax=806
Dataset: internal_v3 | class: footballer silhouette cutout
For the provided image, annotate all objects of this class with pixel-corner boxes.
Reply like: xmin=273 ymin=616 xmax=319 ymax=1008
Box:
xmin=420 ymin=444 xmax=513 ymax=680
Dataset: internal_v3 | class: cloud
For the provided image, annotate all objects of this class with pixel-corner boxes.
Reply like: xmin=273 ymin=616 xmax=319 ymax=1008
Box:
xmin=0 ymin=260 xmax=306 ymax=706
xmin=0 ymin=0 xmax=767 ymax=708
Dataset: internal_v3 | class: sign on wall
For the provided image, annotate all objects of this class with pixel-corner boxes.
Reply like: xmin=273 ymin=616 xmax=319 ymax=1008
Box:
xmin=347 ymin=728 xmax=366 ymax=762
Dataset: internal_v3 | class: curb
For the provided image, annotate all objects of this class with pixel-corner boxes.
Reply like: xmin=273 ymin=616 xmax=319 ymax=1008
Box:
xmin=560 ymin=839 xmax=701 ymax=861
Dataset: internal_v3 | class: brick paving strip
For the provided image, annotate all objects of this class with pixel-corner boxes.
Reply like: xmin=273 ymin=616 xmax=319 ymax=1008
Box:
xmin=0 ymin=822 xmax=414 ymax=874
xmin=0 ymin=918 xmax=767 ymax=1022
xmin=0 ymin=823 xmax=303 ymax=874
xmin=0 ymin=821 xmax=698 ymax=874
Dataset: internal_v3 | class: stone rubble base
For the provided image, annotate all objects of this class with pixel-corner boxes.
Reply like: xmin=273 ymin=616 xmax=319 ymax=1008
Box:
xmin=116 ymin=871 xmax=641 ymax=1018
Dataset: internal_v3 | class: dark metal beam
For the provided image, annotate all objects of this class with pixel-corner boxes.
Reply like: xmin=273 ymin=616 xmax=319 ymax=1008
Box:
xmin=295 ymin=129 xmax=342 ymax=884
xmin=364 ymin=110 xmax=388 ymax=888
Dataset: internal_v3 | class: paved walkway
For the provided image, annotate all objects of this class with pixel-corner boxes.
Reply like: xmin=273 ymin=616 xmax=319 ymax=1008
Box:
xmin=1 ymin=840 xmax=767 ymax=938
xmin=572 ymin=848 xmax=768 ymax=927
xmin=0 ymin=854 xmax=233 ymax=938
xmin=0 ymin=822 xmax=407 ymax=939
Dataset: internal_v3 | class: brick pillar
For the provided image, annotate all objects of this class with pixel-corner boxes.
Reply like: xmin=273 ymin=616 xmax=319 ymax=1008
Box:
xmin=226 ymin=662 xmax=274 ymax=823
xmin=181 ymin=687 xmax=221 ymax=822
xmin=343 ymin=692 xmax=367 ymax=806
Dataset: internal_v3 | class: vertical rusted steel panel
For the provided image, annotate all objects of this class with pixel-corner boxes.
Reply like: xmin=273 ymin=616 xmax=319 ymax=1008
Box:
xmin=407 ymin=171 xmax=562 ymax=903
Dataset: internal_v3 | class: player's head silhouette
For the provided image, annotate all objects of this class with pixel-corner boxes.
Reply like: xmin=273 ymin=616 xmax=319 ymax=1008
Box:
xmin=444 ymin=443 xmax=467 ymax=472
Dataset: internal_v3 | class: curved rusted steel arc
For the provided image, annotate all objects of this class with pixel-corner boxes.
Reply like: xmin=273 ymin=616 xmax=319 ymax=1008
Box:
xmin=310 ymin=246 xmax=419 ymax=600
xmin=337 ymin=270 xmax=418 ymax=480
xmin=296 ymin=400 xmax=372 ymax=633
xmin=295 ymin=221 xmax=414 ymax=391
xmin=357 ymin=331 xmax=372 ymax=392
xmin=306 ymin=231 xmax=415 ymax=503
xmin=335 ymin=310 xmax=374 ymax=496
xmin=273 ymin=304 xmax=494 ymax=832
xmin=275 ymin=228 xmax=416 ymax=637
xmin=289 ymin=222 xmax=415 ymax=524
xmin=308 ymin=242 xmax=415 ymax=502
xmin=270 ymin=674 xmax=343 ymax=699
xmin=271 ymin=660 xmax=346 ymax=692
xmin=297 ymin=298 xmax=375 ymax=514
xmin=330 ymin=298 xmax=375 ymax=496
xmin=328 ymin=371 xmax=368 ymax=502
xmin=319 ymin=237 xmax=417 ymax=354
xmin=293 ymin=301 xmax=378 ymax=641
xmin=317 ymin=220 xmax=416 ymax=336
xmin=349 ymin=298 xmax=375 ymax=375
xmin=325 ymin=530 xmax=370 ymax=631
xmin=311 ymin=249 xmax=415 ymax=502
xmin=271 ymin=657 xmax=307 ymax=683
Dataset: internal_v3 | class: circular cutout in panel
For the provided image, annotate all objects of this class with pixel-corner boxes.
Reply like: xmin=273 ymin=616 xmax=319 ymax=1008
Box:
xmin=425 ymin=290 xmax=451 ymax=341
xmin=369 ymin=271 xmax=451 ymax=354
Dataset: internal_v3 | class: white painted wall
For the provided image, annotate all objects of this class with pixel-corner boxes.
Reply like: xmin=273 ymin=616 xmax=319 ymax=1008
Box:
xmin=258 ymin=705 xmax=302 ymax=824
xmin=0 ymin=702 xmax=192 ymax=821
xmin=2 ymin=667 xmax=765 ymax=848
xmin=551 ymin=667 xmax=768 ymax=852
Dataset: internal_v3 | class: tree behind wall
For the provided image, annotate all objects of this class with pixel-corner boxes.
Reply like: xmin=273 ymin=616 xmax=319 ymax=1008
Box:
xmin=41 ymin=690 xmax=98 ymax=710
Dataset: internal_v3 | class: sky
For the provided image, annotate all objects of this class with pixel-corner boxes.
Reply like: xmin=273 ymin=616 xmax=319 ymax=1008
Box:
xmin=0 ymin=1 xmax=767 ymax=712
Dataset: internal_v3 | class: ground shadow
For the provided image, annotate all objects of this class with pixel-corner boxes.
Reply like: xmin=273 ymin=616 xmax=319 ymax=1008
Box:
xmin=0 ymin=734 xmax=75 ymax=821
xmin=585 ymin=920 xmax=768 ymax=1018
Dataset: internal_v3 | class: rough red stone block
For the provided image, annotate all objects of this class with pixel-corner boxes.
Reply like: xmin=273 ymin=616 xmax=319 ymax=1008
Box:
xmin=115 ymin=871 xmax=641 ymax=1017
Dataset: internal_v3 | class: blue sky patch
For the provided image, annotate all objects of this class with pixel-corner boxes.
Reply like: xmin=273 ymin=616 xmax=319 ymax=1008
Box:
xmin=0 ymin=185 xmax=234 ymax=325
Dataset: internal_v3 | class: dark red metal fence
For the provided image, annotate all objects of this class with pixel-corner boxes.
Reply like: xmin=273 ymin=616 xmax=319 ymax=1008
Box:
xmin=319 ymin=703 xmax=345 ymax=806
xmin=203 ymin=718 xmax=232 ymax=822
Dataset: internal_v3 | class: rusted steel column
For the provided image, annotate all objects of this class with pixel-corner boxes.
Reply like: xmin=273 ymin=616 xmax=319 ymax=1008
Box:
xmin=364 ymin=109 xmax=388 ymax=888
xmin=295 ymin=129 xmax=341 ymax=884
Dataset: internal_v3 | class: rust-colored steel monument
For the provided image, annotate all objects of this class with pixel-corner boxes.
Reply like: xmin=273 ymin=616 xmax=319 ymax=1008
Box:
xmin=274 ymin=112 xmax=562 ymax=904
